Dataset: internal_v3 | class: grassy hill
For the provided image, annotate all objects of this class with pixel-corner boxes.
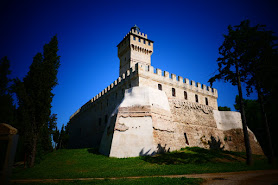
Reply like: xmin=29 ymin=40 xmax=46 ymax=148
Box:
xmin=11 ymin=147 xmax=276 ymax=184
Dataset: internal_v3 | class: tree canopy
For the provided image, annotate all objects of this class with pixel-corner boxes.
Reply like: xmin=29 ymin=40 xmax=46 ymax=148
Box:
xmin=209 ymin=20 xmax=277 ymax=164
xmin=0 ymin=56 xmax=15 ymax=124
xmin=13 ymin=35 xmax=60 ymax=167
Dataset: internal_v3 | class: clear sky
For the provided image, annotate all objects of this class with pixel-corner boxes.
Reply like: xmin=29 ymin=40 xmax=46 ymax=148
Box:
xmin=1 ymin=0 xmax=277 ymax=130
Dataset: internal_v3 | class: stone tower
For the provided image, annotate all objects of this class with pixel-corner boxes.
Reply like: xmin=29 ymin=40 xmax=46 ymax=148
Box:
xmin=117 ymin=25 xmax=154 ymax=75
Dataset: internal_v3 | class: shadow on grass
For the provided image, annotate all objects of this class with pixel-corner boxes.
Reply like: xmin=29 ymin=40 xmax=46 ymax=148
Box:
xmin=140 ymin=147 xmax=245 ymax=165
xmin=87 ymin=148 xmax=101 ymax=155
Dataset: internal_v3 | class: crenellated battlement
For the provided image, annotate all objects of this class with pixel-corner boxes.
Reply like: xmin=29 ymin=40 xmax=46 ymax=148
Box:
xmin=130 ymin=28 xmax=148 ymax=39
xmin=136 ymin=63 xmax=218 ymax=98
xmin=69 ymin=65 xmax=138 ymax=120
xmin=70 ymin=63 xmax=218 ymax=120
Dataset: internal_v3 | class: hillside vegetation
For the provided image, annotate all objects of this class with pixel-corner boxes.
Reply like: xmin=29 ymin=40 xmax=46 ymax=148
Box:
xmin=12 ymin=147 xmax=276 ymax=181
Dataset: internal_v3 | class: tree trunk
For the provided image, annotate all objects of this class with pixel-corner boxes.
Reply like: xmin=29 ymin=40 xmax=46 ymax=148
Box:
xmin=29 ymin=134 xmax=38 ymax=167
xmin=256 ymin=84 xmax=275 ymax=164
xmin=235 ymin=61 xmax=253 ymax=165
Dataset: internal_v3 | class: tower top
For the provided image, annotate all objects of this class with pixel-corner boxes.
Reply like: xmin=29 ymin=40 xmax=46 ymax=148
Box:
xmin=131 ymin=25 xmax=140 ymax=32
xmin=117 ymin=26 xmax=154 ymax=75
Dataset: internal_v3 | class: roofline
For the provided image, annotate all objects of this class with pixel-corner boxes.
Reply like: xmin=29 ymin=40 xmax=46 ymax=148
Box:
xmin=117 ymin=32 xmax=154 ymax=47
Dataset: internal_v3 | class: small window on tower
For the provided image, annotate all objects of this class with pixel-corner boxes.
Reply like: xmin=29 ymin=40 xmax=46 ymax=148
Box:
xmin=205 ymin=97 xmax=208 ymax=105
xmin=143 ymin=40 xmax=145 ymax=44
xmin=138 ymin=38 xmax=141 ymax=42
xmin=133 ymin=36 xmax=136 ymax=40
xmin=158 ymin=84 xmax=162 ymax=90
xmin=148 ymin=41 xmax=151 ymax=46
xmin=172 ymin=88 xmax=176 ymax=97
xmin=195 ymin=94 xmax=198 ymax=103
xmin=184 ymin=91 xmax=187 ymax=100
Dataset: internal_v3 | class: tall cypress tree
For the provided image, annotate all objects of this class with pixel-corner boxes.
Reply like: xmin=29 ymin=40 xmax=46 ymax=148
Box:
xmin=13 ymin=36 xmax=60 ymax=167
xmin=0 ymin=56 xmax=15 ymax=125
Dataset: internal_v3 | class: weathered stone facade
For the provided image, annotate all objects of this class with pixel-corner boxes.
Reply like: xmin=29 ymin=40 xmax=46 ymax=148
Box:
xmin=68 ymin=26 xmax=263 ymax=157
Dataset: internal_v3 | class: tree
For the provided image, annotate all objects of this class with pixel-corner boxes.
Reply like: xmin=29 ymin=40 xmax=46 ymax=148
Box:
xmin=0 ymin=56 xmax=15 ymax=124
xmin=218 ymin=106 xmax=231 ymax=111
xmin=53 ymin=123 xmax=69 ymax=150
xmin=13 ymin=36 xmax=60 ymax=167
xmin=233 ymin=96 xmax=270 ymax=153
xmin=209 ymin=20 xmax=254 ymax=165
xmin=239 ymin=22 xmax=277 ymax=164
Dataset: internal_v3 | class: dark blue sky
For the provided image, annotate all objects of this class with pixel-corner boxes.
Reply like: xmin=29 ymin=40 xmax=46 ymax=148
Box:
xmin=1 ymin=0 xmax=277 ymax=129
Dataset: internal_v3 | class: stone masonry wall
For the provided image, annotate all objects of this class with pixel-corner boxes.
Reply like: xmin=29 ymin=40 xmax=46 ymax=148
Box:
xmin=151 ymin=98 xmax=263 ymax=154
xmin=136 ymin=64 xmax=218 ymax=110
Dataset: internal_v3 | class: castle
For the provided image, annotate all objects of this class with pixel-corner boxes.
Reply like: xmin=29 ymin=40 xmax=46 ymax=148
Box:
xmin=68 ymin=25 xmax=263 ymax=157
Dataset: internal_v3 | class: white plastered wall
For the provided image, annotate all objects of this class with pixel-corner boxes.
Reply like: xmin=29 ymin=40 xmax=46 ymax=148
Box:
xmin=101 ymin=87 xmax=171 ymax=158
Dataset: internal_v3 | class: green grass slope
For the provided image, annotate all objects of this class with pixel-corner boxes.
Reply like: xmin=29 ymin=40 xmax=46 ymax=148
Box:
xmin=12 ymin=147 xmax=276 ymax=180
xmin=12 ymin=177 xmax=203 ymax=185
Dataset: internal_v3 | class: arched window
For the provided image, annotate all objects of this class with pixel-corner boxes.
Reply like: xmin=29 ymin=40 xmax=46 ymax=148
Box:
xmin=172 ymin=88 xmax=176 ymax=97
xmin=195 ymin=94 xmax=198 ymax=103
xmin=158 ymin=84 xmax=162 ymax=90
xmin=184 ymin=91 xmax=187 ymax=100
xmin=205 ymin=97 xmax=208 ymax=105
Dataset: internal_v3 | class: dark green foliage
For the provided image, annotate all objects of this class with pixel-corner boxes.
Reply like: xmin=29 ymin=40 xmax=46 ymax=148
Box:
xmin=218 ymin=106 xmax=231 ymax=111
xmin=0 ymin=56 xmax=11 ymax=94
xmin=234 ymin=96 xmax=262 ymax=128
xmin=59 ymin=123 xmax=69 ymax=149
xmin=225 ymin=20 xmax=278 ymax=163
xmin=53 ymin=122 xmax=69 ymax=150
xmin=234 ymin=96 xmax=277 ymax=160
xmin=209 ymin=19 xmax=278 ymax=165
xmin=12 ymin=36 xmax=60 ymax=167
xmin=208 ymin=20 xmax=255 ymax=165
xmin=0 ymin=56 xmax=15 ymax=124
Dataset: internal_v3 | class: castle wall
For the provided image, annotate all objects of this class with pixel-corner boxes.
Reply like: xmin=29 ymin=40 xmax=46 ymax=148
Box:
xmin=136 ymin=64 xmax=218 ymax=110
xmin=152 ymin=98 xmax=263 ymax=154
xmin=69 ymin=63 xmax=263 ymax=156
xmin=99 ymin=87 xmax=170 ymax=157
xmin=68 ymin=67 xmax=139 ymax=148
